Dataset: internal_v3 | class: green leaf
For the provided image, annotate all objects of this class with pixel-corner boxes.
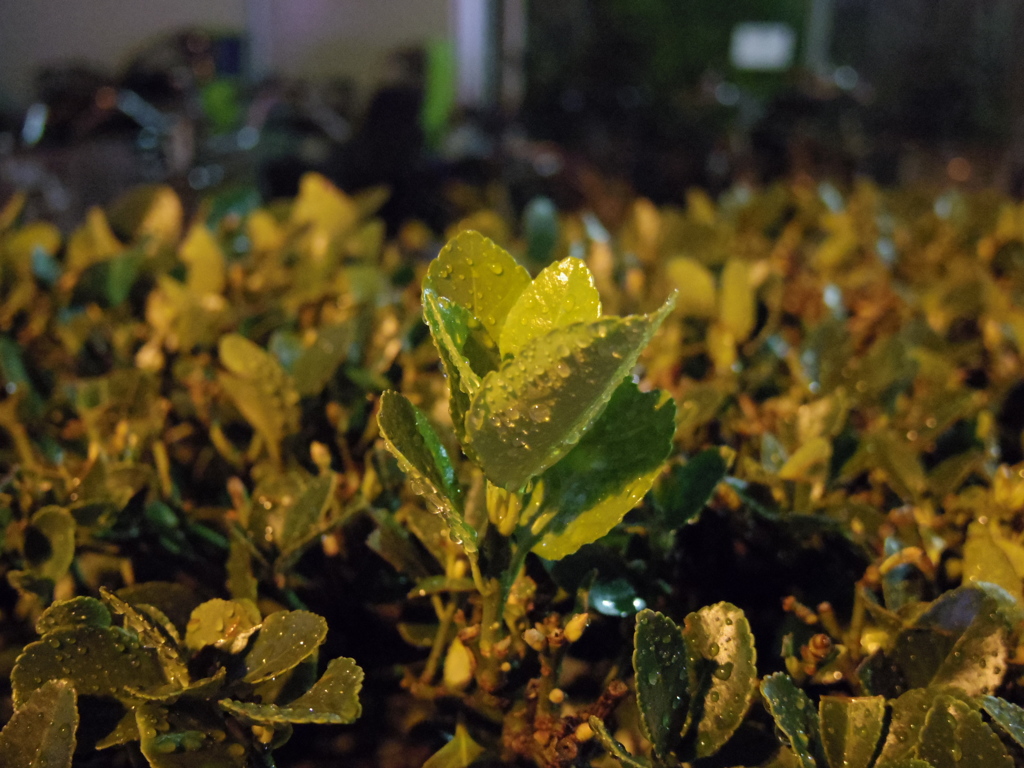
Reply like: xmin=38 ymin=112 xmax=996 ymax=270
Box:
xmin=280 ymin=473 xmax=336 ymax=551
xmin=0 ymin=679 xmax=77 ymax=768
xmin=917 ymin=695 xmax=1011 ymax=768
xmin=378 ymin=391 xmax=475 ymax=551
xmin=136 ymin=701 xmax=247 ymax=767
xmin=422 ymin=722 xmax=487 ymax=768
xmin=466 ymin=298 xmax=675 ymax=490
xmin=963 ymin=522 xmax=1023 ymax=602
xmin=292 ymin=324 xmax=351 ymax=396
xmin=12 ymin=626 xmax=167 ymax=707
xmin=100 ymin=588 xmax=189 ymax=688
xmin=588 ymin=716 xmax=651 ymax=768
xmin=226 ymin=530 xmax=259 ymax=603
xmin=180 ymin=224 xmax=226 ymax=296
xmin=681 ymin=602 xmax=757 ymax=759
xmin=523 ymin=197 xmax=559 ymax=265
xmin=23 ymin=506 xmax=75 ymax=583
xmin=532 ymin=381 xmax=675 ymax=559
xmin=219 ymin=656 xmax=363 ymax=724
xmin=242 ymin=610 xmax=328 ymax=684
xmin=818 ymin=696 xmax=886 ymax=768
xmin=115 ymin=582 xmax=204 ymax=637
xmin=633 ymin=609 xmax=689 ymax=758
xmin=424 ymin=230 xmax=531 ymax=346
xmin=667 ymin=257 xmax=718 ymax=318
xmin=654 ymin=449 xmax=727 ymax=529
xmin=876 ymin=761 xmax=935 ymax=768
xmin=129 ymin=669 xmax=227 ymax=703
xmin=35 ymin=597 xmax=112 ymax=635
xmin=878 ymin=687 xmax=976 ymax=763
xmin=761 ymin=673 xmax=821 ymax=768
xmin=499 ymin=257 xmax=601 ymax=356
xmin=185 ymin=599 xmax=262 ymax=653
xmin=980 ymin=695 xmax=1024 ymax=748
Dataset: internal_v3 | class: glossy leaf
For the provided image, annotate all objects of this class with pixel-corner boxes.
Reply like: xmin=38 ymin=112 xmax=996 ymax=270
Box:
xmin=654 ymin=449 xmax=727 ymax=529
xmin=761 ymin=673 xmax=821 ymax=768
xmin=917 ymin=695 xmax=1011 ymax=768
xmin=499 ymin=257 xmax=601 ymax=356
xmin=963 ymin=522 xmax=1023 ymax=602
xmin=35 ymin=597 xmax=111 ymax=635
xmin=220 ymin=656 xmax=363 ymax=724
xmin=980 ymin=695 xmax=1024 ymax=748
xmin=242 ymin=610 xmax=328 ymax=684
xmin=531 ymin=381 xmax=675 ymax=559
xmin=12 ymin=626 xmax=166 ymax=707
xmin=878 ymin=687 xmax=976 ymax=763
xmin=100 ymin=588 xmax=189 ymax=687
xmin=136 ymin=701 xmax=247 ymax=767
xmin=377 ymin=391 xmax=475 ymax=551
xmin=819 ymin=696 xmax=886 ymax=768
xmin=0 ymin=679 xmax=77 ymax=768
xmin=423 ymin=230 xmax=531 ymax=347
xmin=185 ymin=599 xmax=262 ymax=653
xmin=466 ymin=298 xmax=674 ymax=490
xmin=280 ymin=473 xmax=336 ymax=551
xmin=422 ymin=722 xmax=486 ymax=768
xmin=633 ymin=609 xmax=689 ymax=758
xmin=116 ymin=582 xmax=203 ymax=637
xmin=681 ymin=602 xmax=757 ymax=759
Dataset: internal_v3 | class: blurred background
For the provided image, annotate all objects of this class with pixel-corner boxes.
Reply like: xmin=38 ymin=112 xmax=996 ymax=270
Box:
xmin=1 ymin=0 xmax=1023 ymax=231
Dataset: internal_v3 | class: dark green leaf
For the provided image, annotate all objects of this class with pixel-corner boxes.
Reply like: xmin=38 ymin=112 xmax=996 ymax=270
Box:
xmin=242 ymin=610 xmax=328 ymax=684
xmin=761 ymin=673 xmax=820 ymax=768
xmin=681 ymin=602 xmax=757 ymax=759
xmin=654 ymin=449 xmax=727 ymax=529
xmin=633 ymin=609 xmax=689 ymax=758
xmin=23 ymin=507 xmax=75 ymax=583
xmin=35 ymin=597 xmax=112 ymax=635
xmin=980 ymin=695 xmax=1024 ymax=748
xmin=114 ymin=582 xmax=203 ymax=637
xmin=100 ymin=588 xmax=189 ymax=688
xmin=220 ymin=656 xmax=362 ymax=724
xmin=523 ymin=196 xmax=559 ymax=265
xmin=818 ymin=696 xmax=886 ymax=768
xmin=917 ymin=695 xmax=1011 ymax=768
xmin=293 ymin=324 xmax=351 ymax=396
xmin=466 ymin=299 xmax=674 ymax=490
xmin=136 ymin=701 xmax=247 ymax=767
xmin=532 ymin=381 xmax=675 ymax=559
xmin=280 ymin=473 xmax=336 ymax=551
xmin=0 ymin=679 xmax=77 ymax=768
xmin=878 ymin=687 xmax=976 ymax=763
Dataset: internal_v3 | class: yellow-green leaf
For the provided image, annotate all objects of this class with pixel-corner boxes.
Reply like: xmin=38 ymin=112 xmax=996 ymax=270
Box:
xmin=0 ymin=679 xmax=77 ymax=768
xmin=180 ymin=224 xmax=226 ymax=296
xmin=718 ymin=258 xmax=756 ymax=341
xmin=667 ymin=257 xmax=717 ymax=317
xmin=422 ymin=723 xmax=486 ymax=768
xmin=500 ymin=257 xmax=601 ymax=355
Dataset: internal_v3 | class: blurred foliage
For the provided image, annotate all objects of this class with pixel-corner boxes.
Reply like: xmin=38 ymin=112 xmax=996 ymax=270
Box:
xmin=3 ymin=173 xmax=1024 ymax=767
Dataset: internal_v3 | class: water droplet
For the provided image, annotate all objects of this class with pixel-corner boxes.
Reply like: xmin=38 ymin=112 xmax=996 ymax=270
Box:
xmin=529 ymin=403 xmax=551 ymax=423
xmin=708 ymin=643 xmax=721 ymax=657
xmin=555 ymin=361 xmax=571 ymax=378
xmin=47 ymin=638 xmax=61 ymax=649
xmin=489 ymin=263 xmax=503 ymax=275
xmin=647 ymin=670 xmax=659 ymax=685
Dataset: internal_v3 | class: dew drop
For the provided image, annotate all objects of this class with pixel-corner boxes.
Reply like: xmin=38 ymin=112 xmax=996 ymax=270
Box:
xmin=529 ymin=403 xmax=551 ymax=423
xmin=47 ymin=638 xmax=61 ymax=649
xmin=489 ymin=263 xmax=503 ymax=275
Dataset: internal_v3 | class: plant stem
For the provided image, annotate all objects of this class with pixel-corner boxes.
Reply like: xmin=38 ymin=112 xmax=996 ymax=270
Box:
xmin=421 ymin=600 xmax=457 ymax=684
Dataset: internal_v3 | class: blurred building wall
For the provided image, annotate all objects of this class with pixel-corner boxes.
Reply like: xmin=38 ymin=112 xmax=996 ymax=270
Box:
xmin=0 ymin=0 xmax=453 ymax=106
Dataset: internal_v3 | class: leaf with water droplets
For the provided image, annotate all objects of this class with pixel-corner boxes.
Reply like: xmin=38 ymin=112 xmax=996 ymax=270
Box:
xmin=115 ymin=582 xmax=202 ymax=638
xmin=818 ymin=696 xmax=886 ymax=768
xmin=633 ymin=609 xmax=689 ymax=759
xmin=0 ymin=679 xmax=77 ymax=768
xmin=185 ymin=599 xmax=262 ymax=653
xmin=917 ymin=695 xmax=1011 ymax=768
xmin=467 ymin=298 xmax=675 ymax=490
xmin=680 ymin=602 xmax=757 ymax=759
xmin=100 ymin=588 xmax=189 ymax=688
xmin=500 ymin=257 xmax=601 ymax=356
xmin=220 ymin=656 xmax=363 ymax=724
xmin=878 ymin=687 xmax=976 ymax=763
xmin=761 ymin=673 xmax=822 ymax=768
xmin=424 ymin=230 xmax=531 ymax=348
xmin=980 ymin=696 xmax=1024 ymax=748
xmin=241 ymin=610 xmax=328 ymax=684
xmin=532 ymin=381 xmax=675 ymax=559
xmin=292 ymin=323 xmax=351 ymax=396
xmin=653 ymin=449 xmax=727 ymax=529
xmin=962 ymin=522 xmax=1023 ymax=602
xmin=35 ymin=597 xmax=111 ymax=635
xmin=422 ymin=722 xmax=486 ymax=768
xmin=12 ymin=626 xmax=167 ymax=707
xmin=377 ymin=391 xmax=475 ymax=552
xmin=136 ymin=701 xmax=248 ymax=767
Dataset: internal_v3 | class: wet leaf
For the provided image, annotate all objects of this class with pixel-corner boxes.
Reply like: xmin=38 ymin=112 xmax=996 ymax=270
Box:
xmin=681 ymin=602 xmax=757 ymax=759
xmin=220 ymin=656 xmax=362 ymax=724
xmin=962 ymin=522 xmax=1023 ymax=601
xmin=654 ymin=449 xmax=727 ymax=529
xmin=100 ymin=588 xmax=189 ymax=688
xmin=818 ymin=696 xmax=886 ymax=768
xmin=115 ymin=582 xmax=203 ymax=637
xmin=185 ymin=599 xmax=262 ymax=653
xmin=532 ymin=381 xmax=675 ymax=559
xmin=128 ymin=669 xmax=228 ymax=703
xmin=423 ymin=230 xmax=531 ymax=347
xmin=466 ymin=298 xmax=674 ymax=490
xmin=917 ymin=695 xmax=1011 ymax=768
xmin=12 ymin=626 xmax=166 ymax=707
xmin=878 ymin=687 xmax=976 ymax=763
xmin=378 ymin=391 xmax=474 ymax=551
xmin=280 ymin=473 xmax=336 ymax=551
xmin=0 ymin=679 xmax=77 ymax=768
xmin=980 ymin=695 xmax=1024 ymax=748
xmin=35 ymin=597 xmax=112 ymax=635
xmin=590 ymin=576 xmax=645 ymax=616
xmin=633 ymin=609 xmax=689 ymax=758
xmin=761 ymin=673 xmax=821 ymax=768
xmin=136 ymin=701 xmax=247 ymax=767
xmin=422 ymin=722 xmax=486 ymax=768
xmin=242 ymin=610 xmax=328 ymax=684
xmin=499 ymin=257 xmax=601 ymax=356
